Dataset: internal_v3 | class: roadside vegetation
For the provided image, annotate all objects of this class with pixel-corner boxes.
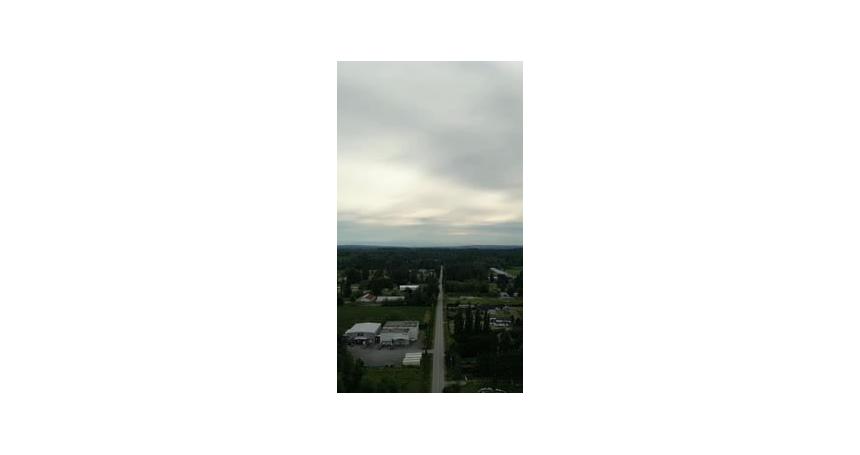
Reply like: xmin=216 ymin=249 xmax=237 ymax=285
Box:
xmin=444 ymin=301 xmax=523 ymax=392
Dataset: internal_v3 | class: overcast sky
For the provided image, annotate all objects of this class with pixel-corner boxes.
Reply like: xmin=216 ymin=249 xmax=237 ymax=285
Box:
xmin=338 ymin=62 xmax=522 ymax=246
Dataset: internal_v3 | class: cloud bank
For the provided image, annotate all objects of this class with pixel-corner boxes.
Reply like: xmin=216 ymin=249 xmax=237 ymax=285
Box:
xmin=338 ymin=62 xmax=522 ymax=246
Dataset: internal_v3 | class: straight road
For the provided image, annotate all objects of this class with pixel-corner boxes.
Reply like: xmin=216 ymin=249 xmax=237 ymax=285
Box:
xmin=431 ymin=265 xmax=445 ymax=392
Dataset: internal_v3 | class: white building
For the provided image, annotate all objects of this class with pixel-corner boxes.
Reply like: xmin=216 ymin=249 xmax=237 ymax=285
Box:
xmin=489 ymin=267 xmax=513 ymax=278
xmin=399 ymin=285 xmax=420 ymax=292
xmin=379 ymin=320 xmax=419 ymax=346
xmin=490 ymin=318 xmax=512 ymax=329
xmin=402 ymin=352 xmax=422 ymax=367
xmin=343 ymin=322 xmax=381 ymax=344
xmin=380 ymin=332 xmax=411 ymax=346
xmin=375 ymin=296 xmax=405 ymax=304
xmin=356 ymin=292 xmax=376 ymax=303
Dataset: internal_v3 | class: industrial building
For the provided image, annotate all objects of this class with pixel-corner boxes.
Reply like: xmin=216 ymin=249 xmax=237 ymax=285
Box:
xmin=343 ymin=322 xmax=381 ymax=345
xmin=379 ymin=320 xmax=419 ymax=346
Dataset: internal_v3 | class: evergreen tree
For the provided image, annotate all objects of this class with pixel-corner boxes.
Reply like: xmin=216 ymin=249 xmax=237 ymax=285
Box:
xmin=342 ymin=276 xmax=351 ymax=298
xmin=465 ymin=309 xmax=473 ymax=333
xmin=499 ymin=332 xmax=512 ymax=354
xmin=497 ymin=274 xmax=509 ymax=289
xmin=350 ymin=359 xmax=366 ymax=391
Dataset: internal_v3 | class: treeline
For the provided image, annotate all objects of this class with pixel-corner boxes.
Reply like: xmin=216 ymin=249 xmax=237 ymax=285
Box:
xmin=338 ymin=277 xmax=438 ymax=306
xmin=445 ymin=273 xmax=523 ymax=297
xmin=339 ymin=259 xmax=440 ymax=305
xmin=337 ymin=339 xmax=369 ymax=392
xmin=400 ymin=286 xmax=436 ymax=306
xmin=337 ymin=247 xmax=522 ymax=280
xmin=338 ymin=247 xmax=522 ymax=299
xmin=447 ymin=308 xmax=523 ymax=384
xmin=445 ymin=279 xmax=490 ymax=295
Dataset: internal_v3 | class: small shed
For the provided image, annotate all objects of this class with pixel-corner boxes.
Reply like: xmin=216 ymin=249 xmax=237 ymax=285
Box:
xmin=402 ymin=352 xmax=423 ymax=367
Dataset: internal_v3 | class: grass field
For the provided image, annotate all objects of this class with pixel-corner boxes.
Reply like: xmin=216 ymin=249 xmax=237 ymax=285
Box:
xmin=362 ymin=366 xmax=427 ymax=392
xmin=504 ymin=266 xmax=522 ymax=277
xmin=337 ymin=305 xmax=432 ymax=336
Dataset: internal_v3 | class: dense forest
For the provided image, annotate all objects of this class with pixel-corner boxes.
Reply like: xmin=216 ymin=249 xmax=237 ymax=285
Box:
xmin=337 ymin=247 xmax=522 ymax=281
xmin=445 ymin=307 xmax=523 ymax=391
xmin=337 ymin=247 xmax=523 ymax=300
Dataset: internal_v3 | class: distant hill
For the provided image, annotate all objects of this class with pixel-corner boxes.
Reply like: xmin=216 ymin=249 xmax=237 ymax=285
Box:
xmin=336 ymin=245 xmax=405 ymax=250
xmin=450 ymin=245 xmax=522 ymax=250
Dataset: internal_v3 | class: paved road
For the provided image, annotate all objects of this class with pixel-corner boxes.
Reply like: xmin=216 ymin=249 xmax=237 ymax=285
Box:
xmin=431 ymin=265 xmax=445 ymax=392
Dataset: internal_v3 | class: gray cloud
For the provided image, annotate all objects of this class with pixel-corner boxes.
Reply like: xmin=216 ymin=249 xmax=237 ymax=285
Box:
xmin=338 ymin=62 xmax=522 ymax=246
xmin=338 ymin=62 xmax=522 ymax=191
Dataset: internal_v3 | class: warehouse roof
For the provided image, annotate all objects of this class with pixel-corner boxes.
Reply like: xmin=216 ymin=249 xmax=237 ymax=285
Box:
xmin=344 ymin=322 xmax=381 ymax=335
xmin=490 ymin=267 xmax=513 ymax=277
xmin=383 ymin=320 xmax=419 ymax=328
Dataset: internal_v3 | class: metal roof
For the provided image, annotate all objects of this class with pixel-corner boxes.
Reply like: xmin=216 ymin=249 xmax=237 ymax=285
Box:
xmin=382 ymin=320 xmax=419 ymax=328
xmin=344 ymin=322 xmax=381 ymax=335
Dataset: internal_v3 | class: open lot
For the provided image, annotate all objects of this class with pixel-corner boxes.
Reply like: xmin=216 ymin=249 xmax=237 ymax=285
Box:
xmin=337 ymin=305 xmax=431 ymax=336
xmin=347 ymin=333 xmax=426 ymax=367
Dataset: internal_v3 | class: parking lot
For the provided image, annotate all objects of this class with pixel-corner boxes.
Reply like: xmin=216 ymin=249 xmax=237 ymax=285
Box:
xmin=347 ymin=333 xmax=426 ymax=367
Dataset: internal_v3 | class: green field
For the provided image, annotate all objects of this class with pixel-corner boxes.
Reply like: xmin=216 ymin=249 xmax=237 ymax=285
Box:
xmin=504 ymin=266 xmax=522 ymax=277
xmin=362 ymin=364 xmax=428 ymax=392
xmin=337 ymin=305 xmax=432 ymax=336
